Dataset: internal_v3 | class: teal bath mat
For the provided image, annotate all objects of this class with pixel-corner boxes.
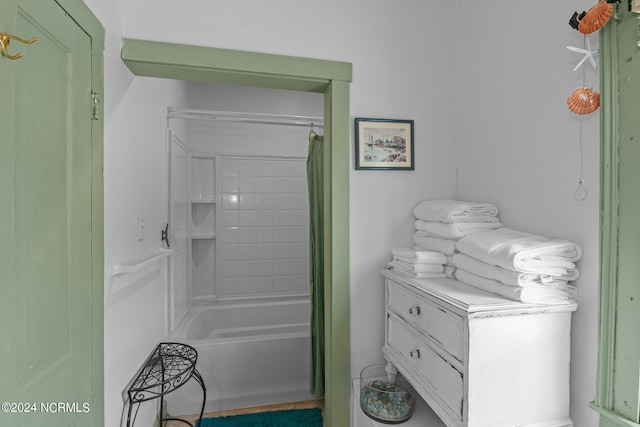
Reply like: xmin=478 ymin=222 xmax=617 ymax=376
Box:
xmin=196 ymin=408 xmax=323 ymax=427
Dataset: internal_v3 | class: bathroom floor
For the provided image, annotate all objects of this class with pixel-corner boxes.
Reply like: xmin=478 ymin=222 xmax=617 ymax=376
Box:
xmin=165 ymin=399 xmax=325 ymax=426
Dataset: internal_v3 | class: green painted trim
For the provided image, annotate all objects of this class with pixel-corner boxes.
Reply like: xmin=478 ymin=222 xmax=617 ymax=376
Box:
xmin=121 ymin=39 xmax=351 ymax=93
xmin=56 ymin=1 xmax=105 ymax=425
xmin=56 ymin=0 xmax=105 ymax=49
xmin=597 ymin=5 xmax=640 ymax=425
xmin=591 ymin=402 xmax=640 ymax=427
xmin=120 ymin=39 xmax=352 ymax=427
xmin=597 ymin=14 xmax=619 ymax=411
xmin=324 ymin=80 xmax=351 ymax=424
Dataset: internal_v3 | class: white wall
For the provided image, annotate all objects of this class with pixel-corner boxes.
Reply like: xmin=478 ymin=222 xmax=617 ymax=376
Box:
xmin=83 ymin=0 xmax=600 ymax=426
xmin=455 ymin=2 xmax=600 ymax=427
xmin=183 ymin=82 xmax=323 ymax=158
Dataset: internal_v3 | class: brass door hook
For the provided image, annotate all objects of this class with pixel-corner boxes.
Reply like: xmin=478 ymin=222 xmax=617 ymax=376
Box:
xmin=0 ymin=32 xmax=38 ymax=60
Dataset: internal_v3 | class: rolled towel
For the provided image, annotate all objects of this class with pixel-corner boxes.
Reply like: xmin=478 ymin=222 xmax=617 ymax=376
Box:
xmin=389 ymin=259 xmax=444 ymax=274
xmin=414 ymin=220 xmax=503 ymax=239
xmin=391 ymin=248 xmax=447 ymax=265
xmin=451 ymin=253 xmax=574 ymax=287
xmin=413 ymin=199 xmax=499 ymax=223
xmin=455 ymin=269 xmax=577 ymax=305
xmin=412 ymin=233 xmax=458 ymax=256
xmin=456 ymin=228 xmax=582 ymax=277
xmin=386 ymin=263 xmax=446 ymax=279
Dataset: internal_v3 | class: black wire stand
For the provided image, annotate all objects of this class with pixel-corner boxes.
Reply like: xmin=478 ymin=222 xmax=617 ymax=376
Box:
xmin=126 ymin=342 xmax=206 ymax=427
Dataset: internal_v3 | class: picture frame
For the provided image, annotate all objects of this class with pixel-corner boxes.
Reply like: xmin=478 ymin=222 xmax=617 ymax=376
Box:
xmin=354 ymin=118 xmax=414 ymax=170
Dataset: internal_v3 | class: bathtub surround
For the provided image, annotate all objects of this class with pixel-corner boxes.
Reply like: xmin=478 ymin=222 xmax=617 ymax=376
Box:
xmin=218 ymin=155 xmax=310 ymax=299
xmin=163 ymin=114 xmax=318 ymax=414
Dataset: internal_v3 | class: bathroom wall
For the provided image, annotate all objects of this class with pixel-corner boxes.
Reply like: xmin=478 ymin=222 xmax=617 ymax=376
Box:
xmin=455 ymin=2 xmax=600 ymax=426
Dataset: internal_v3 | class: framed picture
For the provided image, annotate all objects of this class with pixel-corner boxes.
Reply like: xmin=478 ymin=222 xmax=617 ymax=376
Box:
xmin=354 ymin=118 xmax=414 ymax=170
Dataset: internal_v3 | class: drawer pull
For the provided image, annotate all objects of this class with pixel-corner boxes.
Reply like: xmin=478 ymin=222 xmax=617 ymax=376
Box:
xmin=409 ymin=349 xmax=421 ymax=359
xmin=409 ymin=306 xmax=421 ymax=316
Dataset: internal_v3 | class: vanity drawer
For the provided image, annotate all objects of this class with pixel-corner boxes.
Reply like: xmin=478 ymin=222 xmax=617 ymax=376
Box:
xmin=387 ymin=280 xmax=464 ymax=360
xmin=387 ymin=315 xmax=464 ymax=421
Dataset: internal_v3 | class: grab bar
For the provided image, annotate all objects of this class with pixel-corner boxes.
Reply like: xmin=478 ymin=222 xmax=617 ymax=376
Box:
xmin=111 ymin=248 xmax=174 ymax=277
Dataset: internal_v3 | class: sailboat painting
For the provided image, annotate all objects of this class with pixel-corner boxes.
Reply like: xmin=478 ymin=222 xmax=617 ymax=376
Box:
xmin=355 ymin=118 xmax=414 ymax=170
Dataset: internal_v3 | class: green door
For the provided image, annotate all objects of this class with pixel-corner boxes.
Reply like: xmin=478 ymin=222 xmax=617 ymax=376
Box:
xmin=0 ymin=1 xmax=103 ymax=426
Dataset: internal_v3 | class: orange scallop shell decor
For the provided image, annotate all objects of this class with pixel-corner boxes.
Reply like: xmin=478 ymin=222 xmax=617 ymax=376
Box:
xmin=578 ymin=0 xmax=613 ymax=34
xmin=567 ymin=87 xmax=600 ymax=115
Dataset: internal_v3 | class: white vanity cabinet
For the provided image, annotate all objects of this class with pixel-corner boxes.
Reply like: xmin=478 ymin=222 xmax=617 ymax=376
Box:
xmin=382 ymin=269 xmax=577 ymax=427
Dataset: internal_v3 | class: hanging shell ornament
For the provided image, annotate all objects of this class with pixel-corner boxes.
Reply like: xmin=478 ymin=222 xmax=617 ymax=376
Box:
xmin=578 ymin=0 xmax=613 ymax=34
xmin=567 ymin=87 xmax=600 ymax=115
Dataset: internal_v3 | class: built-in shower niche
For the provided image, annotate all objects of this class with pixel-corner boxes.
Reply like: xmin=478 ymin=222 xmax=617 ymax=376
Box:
xmin=190 ymin=154 xmax=217 ymax=302
xmin=192 ymin=203 xmax=215 ymax=239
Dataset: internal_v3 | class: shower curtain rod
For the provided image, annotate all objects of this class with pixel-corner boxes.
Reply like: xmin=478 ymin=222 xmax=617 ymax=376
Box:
xmin=167 ymin=107 xmax=324 ymax=128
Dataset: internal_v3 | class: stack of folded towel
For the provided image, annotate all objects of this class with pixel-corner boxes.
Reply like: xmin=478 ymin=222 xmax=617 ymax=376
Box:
xmin=410 ymin=200 xmax=502 ymax=277
xmin=386 ymin=248 xmax=448 ymax=279
xmin=452 ymin=227 xmax=582 ymax=304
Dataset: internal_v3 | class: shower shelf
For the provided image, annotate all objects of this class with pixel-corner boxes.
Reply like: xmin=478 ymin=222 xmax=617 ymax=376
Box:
xmin=111 ymin=248 xmax=174 ymax=276
xmin=192 ymin=198 xmax=216 ymax=204
xmin=192 ymin=232 xmax=216 ymax=240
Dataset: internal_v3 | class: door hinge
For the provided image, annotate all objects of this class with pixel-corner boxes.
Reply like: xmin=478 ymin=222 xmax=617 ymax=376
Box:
xmin=91 ymin=91 xmax=100 ymax=120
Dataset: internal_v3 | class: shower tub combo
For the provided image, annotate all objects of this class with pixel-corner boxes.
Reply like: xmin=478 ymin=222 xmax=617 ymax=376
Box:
xmin=165 ymin=129 xmax=318 ymax=416
xmin=165 ymin=297 xmax=314 ymax=416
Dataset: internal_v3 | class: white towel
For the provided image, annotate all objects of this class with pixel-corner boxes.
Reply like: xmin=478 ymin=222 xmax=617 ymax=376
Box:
xmin=454 ymin=269 xmax=577 ymax=305
xmin=456 ymin=228 xmax=582 ymax=277
xmin=413 ymin=199 xmax=499 ymax=223
xmin=414 ymin=220 xmax=503 ymax=239
xmin=412 ymin=233 xmax=458 ymax=256
xmin=389 ymin=259 xmax=444 ymax=273
xmin=391 ymin=248 xmax=447 ymax=265
xmin=386 ymin=263 xmax=446 ymax=279
xmin=451 ymin=253 xmax=573 ymax=287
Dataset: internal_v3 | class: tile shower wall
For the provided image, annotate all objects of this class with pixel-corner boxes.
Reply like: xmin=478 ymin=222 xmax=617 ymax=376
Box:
xmin=218 ymin=155 xmax=309 ymax=298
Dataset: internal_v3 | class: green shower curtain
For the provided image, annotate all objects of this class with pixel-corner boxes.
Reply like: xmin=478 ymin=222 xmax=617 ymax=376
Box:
xmin=307 ymin=131 xmax=325 ymax=397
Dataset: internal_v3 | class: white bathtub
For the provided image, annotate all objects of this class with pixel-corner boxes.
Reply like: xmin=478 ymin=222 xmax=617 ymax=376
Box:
xmin=165 ymin=297 xmax=315 ymax=416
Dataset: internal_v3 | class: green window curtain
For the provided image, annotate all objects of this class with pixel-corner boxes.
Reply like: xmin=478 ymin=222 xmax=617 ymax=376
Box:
xmin=307 ymin=131 xmax=325 ymax=397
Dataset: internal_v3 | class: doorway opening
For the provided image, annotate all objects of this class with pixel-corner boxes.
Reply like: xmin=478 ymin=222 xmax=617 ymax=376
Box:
xmin=121 ymin=39 xmax=352 ymax=427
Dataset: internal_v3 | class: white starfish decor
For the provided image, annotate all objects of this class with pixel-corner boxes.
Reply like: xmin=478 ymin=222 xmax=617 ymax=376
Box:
xmin=566 ymin=37 xmax=598 ymax=72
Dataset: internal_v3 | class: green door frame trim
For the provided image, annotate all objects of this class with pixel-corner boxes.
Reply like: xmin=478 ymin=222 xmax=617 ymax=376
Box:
xmin=592 ymin=6 xmax=619 ymax=416
xmin=55 ymin=0 xmax=105 ymax=424
xmin=121 ymin=38 xmax=352 ymax=427
xmin=592 ymin=5 xmax=640 ymax=427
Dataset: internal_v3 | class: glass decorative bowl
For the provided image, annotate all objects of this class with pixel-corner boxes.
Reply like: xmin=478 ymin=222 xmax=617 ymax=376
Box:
xmin=360 ymin=364 xmax=415 ymax=424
